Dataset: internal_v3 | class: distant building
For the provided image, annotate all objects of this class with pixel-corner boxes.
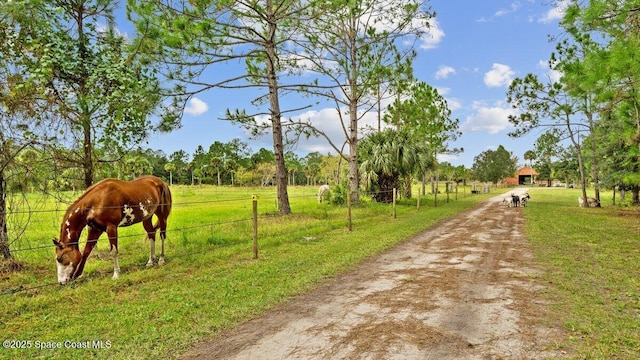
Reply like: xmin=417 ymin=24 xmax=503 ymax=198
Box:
xmin=501 ymin=166 xmax=538 ymax=186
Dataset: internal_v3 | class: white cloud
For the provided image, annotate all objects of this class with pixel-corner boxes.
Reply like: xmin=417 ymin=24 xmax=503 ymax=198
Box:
xmin=477 ymin=2 xmax=522 ymax=22
xmin=460 ymin=101 xmax=516 ymax=134
xmin=435 ymin=65 xmax=456 ymax=80
xmin=248 ymin=106 xmax=387 ymax=155
xmin=536 ymin=60 xmax=562 ymax=83
xmin=437 ymin=153 xmax=460 ymax=163
xmin=434 ymin=87 xmax=462 ymax=111
xmin=184 ymin=97 xmax=209 ymax=116
xmin=292 ymin=107 xmax=390 ymax=154
xmin=446 ymin=97 xmax=463 ymax=112
xmin=484 ymin=63 xmax=515 ymax=87
xmin=495 ymin=2 xmax=521 ymax=17
xmin=419 ymin=18 xmax=445 ymax=50
xmin=538 ymin=0 xmax=569 ymax=23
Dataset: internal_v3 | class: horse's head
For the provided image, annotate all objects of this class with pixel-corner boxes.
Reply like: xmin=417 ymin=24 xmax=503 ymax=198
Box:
xmin=53 ymin=238 xmax=82 ymax=285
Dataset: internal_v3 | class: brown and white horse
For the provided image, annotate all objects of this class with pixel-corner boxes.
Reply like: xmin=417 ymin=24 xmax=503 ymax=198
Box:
xmin=53 ymin=175 xmax=171 ymax=284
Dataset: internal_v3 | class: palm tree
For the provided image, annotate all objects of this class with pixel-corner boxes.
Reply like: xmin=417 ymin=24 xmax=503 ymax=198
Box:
xmin=209 ymin=156 xmax=223 ymax=186
xmin=164 ymin=162 xmax=176 ymax=186
xmin=359 ymin=129 xmax=434 ymax=203
xmin=524 ymin=150 xmax=537 ymax=167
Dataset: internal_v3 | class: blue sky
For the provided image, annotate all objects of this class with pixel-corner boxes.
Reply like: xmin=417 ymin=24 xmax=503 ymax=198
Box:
xmin=135 ymin=0 xmax=568 ymax=167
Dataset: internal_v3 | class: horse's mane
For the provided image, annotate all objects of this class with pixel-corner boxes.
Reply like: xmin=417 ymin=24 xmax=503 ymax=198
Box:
xmin=64 ymin=178 xmax=116 ymax=216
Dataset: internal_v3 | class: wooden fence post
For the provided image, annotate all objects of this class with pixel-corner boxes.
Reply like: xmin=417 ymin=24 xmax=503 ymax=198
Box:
xmin=434 ymin=180 xmax=438 ymax=207
xmin=393 ymin=188 xmax=397 ymax=219
xmin=347 ymin=189 xmax=352 ymax=231
xmin=252 ymin=194 xmax=258 ymax=260
xmin=446 ymin=182 xmax=450 ymax=204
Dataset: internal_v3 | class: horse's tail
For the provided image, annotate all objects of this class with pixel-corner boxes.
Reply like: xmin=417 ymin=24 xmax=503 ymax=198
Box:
xmin=154 ymin=181 xmax=172 ymax=237
xmin=161 ymin=181 xmax=172 ymax=217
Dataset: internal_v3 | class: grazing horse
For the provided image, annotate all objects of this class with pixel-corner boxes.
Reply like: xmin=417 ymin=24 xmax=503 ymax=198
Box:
xmin=318 ymin=184 xmax=330 ymax=203
xmin=53 ymin=175 xmax=171 ymax=285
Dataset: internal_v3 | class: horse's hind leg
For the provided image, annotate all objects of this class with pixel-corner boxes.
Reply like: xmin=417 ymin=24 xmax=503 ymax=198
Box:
xmin=157 ymin=218 xmax=167 ymax=265
xmin=158 ymin=229 xmax=166 ymax=265
xmin=143 ymin=218 xmax=156 ymax=266
xmin=106 ymin=225 xmax=120 ymax=280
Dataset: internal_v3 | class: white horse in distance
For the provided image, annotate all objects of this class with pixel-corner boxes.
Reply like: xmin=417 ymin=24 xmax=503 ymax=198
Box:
xmin=318 ymin=184 xmax=330 ymax=203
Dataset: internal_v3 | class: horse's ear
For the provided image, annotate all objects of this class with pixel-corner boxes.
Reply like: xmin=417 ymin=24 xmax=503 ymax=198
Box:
xmin=52 ymin=238 xmax=62 ymax=249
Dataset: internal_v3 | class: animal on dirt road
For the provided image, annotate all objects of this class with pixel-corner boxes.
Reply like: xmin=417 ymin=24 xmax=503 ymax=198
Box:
xmin=511 ymin=193 xmax=521 ymax=207
xmin=53 ymin=175 xmax=172 ymax=285
xmin=503 ymin=192 xmax=530 ymax=207
xmin=318 ymin=184 xmax=330 ymax=203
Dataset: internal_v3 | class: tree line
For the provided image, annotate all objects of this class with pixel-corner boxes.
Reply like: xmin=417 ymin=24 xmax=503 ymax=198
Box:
xmin=507 ymin=0 xmax=640 ymax=205
xmin=0 ymin=0 xmax=446 ymax=261
xmin=1 ymin=0 xmax=442 ymax=216
xmin=4 ymin=0 xmax=635 ymax=262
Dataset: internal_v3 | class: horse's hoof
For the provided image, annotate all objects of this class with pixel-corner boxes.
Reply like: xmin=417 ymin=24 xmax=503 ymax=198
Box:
xmin=158 ymin=258 xmax=165 ymax=266
xmin=146 ymin=260 xmax=154 ymax=267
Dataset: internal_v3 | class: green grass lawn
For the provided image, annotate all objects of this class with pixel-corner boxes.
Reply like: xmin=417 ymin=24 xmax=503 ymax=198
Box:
xmin=2 ymin=186 xmax=639 ymax=359
xmin=0 ymin=185 xmax=491 ymax=359
xmin=524 ymin=188 xmax=640 ymax=358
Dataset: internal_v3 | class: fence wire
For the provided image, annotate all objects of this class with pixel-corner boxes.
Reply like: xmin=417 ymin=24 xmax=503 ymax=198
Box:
xmin=1 ymin=187 xmax=460 ymax=296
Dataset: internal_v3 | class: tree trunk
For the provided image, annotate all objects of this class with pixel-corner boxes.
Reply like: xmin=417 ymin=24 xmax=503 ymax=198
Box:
xmin=576 ymin=146 xmax=589 ymax=206
xmin=265 ymin=2 xmax=291 ymax=214
xmin=374 ymin=173 xmax=398 ymax=203
xmin=0 ymin=171 xmax=11 ymax=260
xmin=347 ymin=16 xmax=360 ymax=204
xmin=587 ymin=112 xmax=601 ymax=203
xmin=82 ymin=115 xmax=93 ymax=188
xmin=566 ymin=115 xmax=589 ymax=206
xmin=403 ymin=176 xmax=412 ymax=198
xmin=430 ymin=174 xmax=436 ymax=194
xmin=348 ymin=138 xmax=358 ymax=203
xmin=78 ymin=12 xmax=93 ymax=189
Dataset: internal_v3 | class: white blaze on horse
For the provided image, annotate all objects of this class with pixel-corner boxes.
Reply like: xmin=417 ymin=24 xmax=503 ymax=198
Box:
xmin=53 ymin=175 xmax=172 ymax=285
xmin=317 ymin=184 xmax=330 ymax=203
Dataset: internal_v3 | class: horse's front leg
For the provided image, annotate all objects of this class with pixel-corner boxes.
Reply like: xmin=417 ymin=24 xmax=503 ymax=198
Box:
xmin=106 ymin=225 xmax=120 ymax=280
xmin=72 ymin=227 xmax=101 ymax=280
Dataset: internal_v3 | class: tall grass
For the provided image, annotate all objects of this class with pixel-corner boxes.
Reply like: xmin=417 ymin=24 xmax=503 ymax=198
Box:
xmin=524 ymin=188 xmax=640 ymax=358
xmin=0 ymin=185 xmax=490 ymax=359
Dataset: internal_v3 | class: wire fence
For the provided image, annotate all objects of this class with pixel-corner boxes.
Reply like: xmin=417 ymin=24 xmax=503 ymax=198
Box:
xmin=1 ymin=185 xmax=474 ymax=296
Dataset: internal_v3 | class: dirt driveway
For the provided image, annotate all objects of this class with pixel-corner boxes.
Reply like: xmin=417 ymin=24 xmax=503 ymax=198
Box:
xmin=181 ymin=189 xmax=565 ymax=359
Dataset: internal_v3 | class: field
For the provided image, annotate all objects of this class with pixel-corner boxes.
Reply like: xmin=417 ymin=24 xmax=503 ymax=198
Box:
xmin=1 ymin=186 xmax=639 ymax=359
xmin=523 ymin=189 xmax=640 ymax=358
xmin=0 ymin=185 xmax=490 ymax=359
